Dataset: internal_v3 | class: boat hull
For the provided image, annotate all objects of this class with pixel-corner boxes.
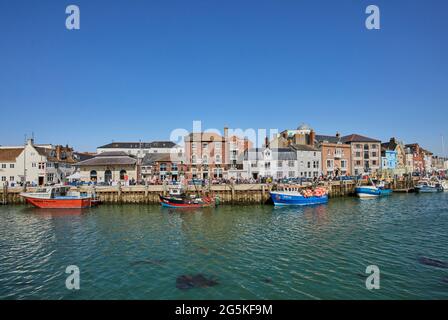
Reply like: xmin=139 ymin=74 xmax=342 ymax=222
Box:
xmin=23 ymin=196 xmax=93 ymax=209
xmin=159 ymin=195 xmax=214 ymax=208
xmin=270 ymin=192 xmax=328 ymax=206
xmin=415 ymin=186 xmax=443 ymax=193
xmin=355 ymin=186 xmax=392 ymax=198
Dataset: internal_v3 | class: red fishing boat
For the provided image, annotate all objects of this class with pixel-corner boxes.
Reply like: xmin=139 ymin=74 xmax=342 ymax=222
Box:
xmin=20 ymin=185 xmax=100 ymax=209
xmin=159 ymin=185 xmax=216 ymax=208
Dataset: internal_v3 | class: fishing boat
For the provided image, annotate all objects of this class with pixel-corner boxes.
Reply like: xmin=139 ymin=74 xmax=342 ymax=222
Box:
xmin=20 ymin=185 xmax=100 ymax=209
xmin=159 ymin=185 xmax=216 ymax=208
xmin=355 ymin=178 xmax=392 ymax=198
xmin=415 ymin=178 xmax=443 ymax=193
xmin=269 ymin=185 xmax=328 ymax=206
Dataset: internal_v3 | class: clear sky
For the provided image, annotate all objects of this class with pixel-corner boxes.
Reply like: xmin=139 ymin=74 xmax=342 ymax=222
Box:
xmin=1 ymin=0 xmax=447 ymax=154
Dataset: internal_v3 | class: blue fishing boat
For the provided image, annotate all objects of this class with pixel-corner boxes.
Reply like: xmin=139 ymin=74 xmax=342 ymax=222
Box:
xmin=355 ymin=178 xmax=392 ymax=198
xmin=270 ymin=186 xmax=328 ymax=206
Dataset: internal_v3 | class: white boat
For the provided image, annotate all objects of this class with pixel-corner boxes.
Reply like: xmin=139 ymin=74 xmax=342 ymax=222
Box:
xmin=415 ymin=178 xmax=443 ymax=193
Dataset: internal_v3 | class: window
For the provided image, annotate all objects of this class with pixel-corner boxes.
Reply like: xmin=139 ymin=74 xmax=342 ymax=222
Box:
xmin=191 ymin=155 xmax=197 ymax=164
xmin=356 ymin=160 xmax=361 ymax=166
xmin=215 ymin=142 xmax=221 ymax=150
xmin=372 ymin=152 xmax=377 ymax=157
xmin=119 ymin=170 xmax=127 ymax=180
xmin=327 ymin=149 xmax=331 ymax=156
xmin=288 ymin=161 xmax=294 ymax=167
xmin=1 ymin=176 xmax=5 ymax=181
xmin=288 ymin=171 xmax=295 ymax=178
xmin=171 ymin=163 xmax=178 ymax=171
xmin=90 ymin=170 xmax=97 ymax=181
xmin=202 ymin=143 xmax=208 ymax=149
xmin=9 ymin=176 xmax=14 ymax=181
xmin=215 ymin=154 xmax=221 ymax=164
xmin=372 ymin=144 xmax=378 ymax=149
xmin=202 ymin=155 xmax=208 ymax=164
xmin=191 ymin=142 xmax=197 ymax=150
xmin=341 ymin=160 xmax=347 ymax=168
xmin=277 ymin=171 xmax=283 ymax=179
xmin=364 ymin=144 xmax=369 ymax=150
xmin=327 ymin=159 xmax=334 ymax=168
xmin=307 ymin=162 xmax=311 ymax=168
xmin=265 ymin=162 xmax=270 ymax=169
xmin=38 ymin=163 xmax=45 ymax=170
xmin=278 ymin=161 xmax=283 ymax=168
xmin=1 ymin=164 xmax=5 ymax=169
xmin=32 ymin=162 xmax=36 ymax=167
xmin=372 ymin=160 xmax=377 ymax=166
xmin=355 ymin=152 xmax=361 ymax=157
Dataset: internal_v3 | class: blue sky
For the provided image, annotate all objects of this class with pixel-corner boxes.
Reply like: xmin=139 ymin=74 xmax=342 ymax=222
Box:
xmin=0 ymin=0 xmax=447 ymax=153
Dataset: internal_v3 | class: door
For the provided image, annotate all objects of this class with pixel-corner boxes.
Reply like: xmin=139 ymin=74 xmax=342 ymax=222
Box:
xmin=38 ymin=176 xmax=44 ymax=186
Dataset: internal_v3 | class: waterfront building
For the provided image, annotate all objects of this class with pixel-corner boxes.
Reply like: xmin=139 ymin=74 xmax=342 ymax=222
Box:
xmin=184 ymin=127 xmax=250 ymax=180
xmin=291 ymin=144 xmax=322 ymax=179
xmin=422 ymin=148 xmax=434 ymax=173
xmin=315 ymin=133 xmax=351 ymax=177
xmin=141 ymin=152 xmax=185 ymax=182
xmin=0 ymin=139 xmax=77 ymax=186
xmin=405 ymin=143 xmax=426 ymax=173
xmin=380 ymin=148 xmax=398 ymax=178
xmin=341 ymin=134 xmax=381 ymax=176
xmin=97 ymin=141 xmax=183 ymax=159
xmin=405 ymin=146 xmax=415 ymax=173
xmin=76 ymin=151 xmax=138 ymax=184
xmin=242 ymin=147 xmax=298 ymax=180
xmin=381 ymin=138 xmax=406 ymax=175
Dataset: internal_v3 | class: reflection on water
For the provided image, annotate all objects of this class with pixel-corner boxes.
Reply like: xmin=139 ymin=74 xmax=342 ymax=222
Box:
xmin=0 ymin=193 xmax=447 ymax=300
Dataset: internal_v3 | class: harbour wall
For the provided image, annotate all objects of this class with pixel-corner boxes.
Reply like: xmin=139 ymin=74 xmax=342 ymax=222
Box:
xmin=1 ymin=179 xmax=416 ymax=205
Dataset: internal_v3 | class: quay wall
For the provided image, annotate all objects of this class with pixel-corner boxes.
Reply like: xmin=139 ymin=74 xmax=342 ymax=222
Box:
xmin=1 ymin=179 xmax=416 ymax=205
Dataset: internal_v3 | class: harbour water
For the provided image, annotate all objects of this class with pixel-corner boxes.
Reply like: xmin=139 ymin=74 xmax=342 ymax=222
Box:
xmin=0 ymin=193 xmax=447 ymax=300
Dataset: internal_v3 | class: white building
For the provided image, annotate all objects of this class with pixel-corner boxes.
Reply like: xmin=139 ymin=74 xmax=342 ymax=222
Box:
xmin=0 ymin=139 xmax=77 ymax=186
xmin=292 ymin=144 xmax=322 ymax=178
xmin=97 ymin=141 xmax=183 ymax=158
xmin=243 ymin=148 xmax=298 ymax=180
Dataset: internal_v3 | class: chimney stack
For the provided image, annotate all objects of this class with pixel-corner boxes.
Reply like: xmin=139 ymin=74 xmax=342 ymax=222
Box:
xmin=336 ymin=132 xmax=340 ymax=138
xmin=265 ymin=136 xmax=269 ymax=148
xmin=309 ymin=130 xmax=316 ymax=146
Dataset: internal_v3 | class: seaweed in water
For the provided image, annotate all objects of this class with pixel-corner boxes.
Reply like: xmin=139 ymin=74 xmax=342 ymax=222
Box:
xmin=263 ymin=277 xmax=273 ymax=284
xmin=417 ymin=257 xmax=448 ymax=269
xmin=176 ymin=274 xmax=219 ymax=290
xmin=130 ymin=259 xmax=166 ymax=267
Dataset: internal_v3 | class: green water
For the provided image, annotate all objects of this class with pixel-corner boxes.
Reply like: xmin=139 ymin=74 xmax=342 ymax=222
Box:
xmin=1 ymin=193 xmax=448 ymax=300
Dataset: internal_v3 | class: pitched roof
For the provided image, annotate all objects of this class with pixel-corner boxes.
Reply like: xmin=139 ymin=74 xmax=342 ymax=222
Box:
xmin=0 ymin=148 xmax=23 ymax=162
xmin=290 ymin=144 xmax=320 ymax=152
xmin=76 ymin=153 xmax=137 ymax=166
xmin=142 ymin=153 xmax=175 ymax=165
xmin=98 ymin=141 xmax=177 ymax=149
xmin=341 ymin=134 xmax=380 ymax=143
xmin=315 ymin=135 xmax=343 ymax=144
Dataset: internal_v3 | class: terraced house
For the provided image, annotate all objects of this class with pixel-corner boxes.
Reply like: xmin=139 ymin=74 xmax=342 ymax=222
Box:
xmin=341 ymin=134 xmax=381 ymax=176
xmin=315 ymin=133 xmax=351 ymax=177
